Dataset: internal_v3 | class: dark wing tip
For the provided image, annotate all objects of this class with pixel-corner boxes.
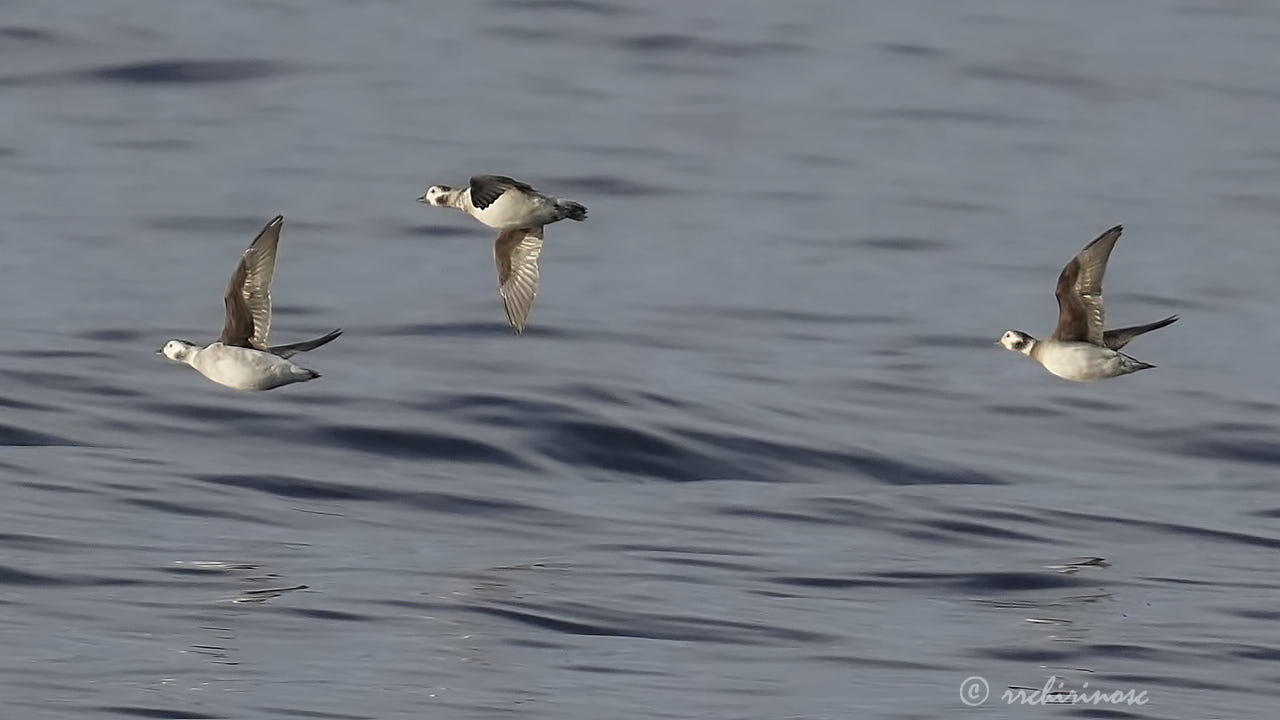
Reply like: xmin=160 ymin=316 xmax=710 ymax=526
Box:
xmin=269 ymin=215 xmax=284 ymax=227
xmin=1082 ymin=224 xmax=1123 ymax=252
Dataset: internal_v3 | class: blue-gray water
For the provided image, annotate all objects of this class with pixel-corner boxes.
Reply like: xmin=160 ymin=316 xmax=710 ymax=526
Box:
xmin=2 ymin=1 xmax=1279 ymax=718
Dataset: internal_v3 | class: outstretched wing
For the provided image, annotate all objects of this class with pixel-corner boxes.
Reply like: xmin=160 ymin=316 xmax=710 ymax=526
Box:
xmin=470 ymin=175 xmax=537 ymax=210
xmin=1103 ymin=315 xmax=1178 ymax=350
xmin=268 ymin=329 xmax=343 ymax=359
xmin=493 ymin=227 xmax=544 ymax=334
xmin=220 ymin=215 xmax=281 ymax=348
xmin=1050 ymin=225 xmax=1122 ymax=345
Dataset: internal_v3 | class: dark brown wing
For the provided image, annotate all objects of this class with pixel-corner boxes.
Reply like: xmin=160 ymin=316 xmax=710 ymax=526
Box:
xmin=1050 ymin=225 xmax=1122 ymax=345
xmin=219 ymin=215 xmax=282 ymax=348
xmin=220 ymin=260 xmax=254 ymax=347
xmin=470 ymin=175 xmax=537 ymax=210
xmin=493 ymin=227 xmax=544 ymax=334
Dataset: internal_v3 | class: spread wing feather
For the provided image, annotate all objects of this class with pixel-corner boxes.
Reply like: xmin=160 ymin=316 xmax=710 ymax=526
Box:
xmin=493 ymin=227 xmax=544 ymax=334
xmin=219 ymin=215 xmax=281 ymax=348
xmin=1050 ymin=225 xmax=1122 ymax=345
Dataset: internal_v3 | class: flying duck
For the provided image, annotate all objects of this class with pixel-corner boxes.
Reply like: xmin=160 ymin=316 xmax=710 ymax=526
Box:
xmin=417 ymin=175 xmax=587 ymax=333
xmin=159 ymin=215 xmax=342 ymax=390
xmin=999 ymin=225 xmax=1177 ymax=381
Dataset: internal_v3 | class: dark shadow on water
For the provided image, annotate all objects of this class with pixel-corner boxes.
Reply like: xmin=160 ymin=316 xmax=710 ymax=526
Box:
xmin=545 ymin=174 xmax=667 ymax=196
xmin=139 ymin=401 xmax=296 ymax=424
xmin=100 ymin=138 xmax=196 ymax=152
xmin=368 ymin=320 xmax=585 ymax=342
xmin=0 ymin=27 xmax=60 ymax=45
xmin=0 ymin=422 xmax=77 ymax=447
xmin=195 ymin=473 xmax=561 ymax=520
xmin=77 ymin=328 xmax=151 ymax=343
xmin=869 ymin=107 xmax=1040 ymax=128
xmin=876 ymin=42 xmax=948 ymax=59
xmin=145 ymin=215 xmax=308 ymax=234
xmin=534 ymin=419 xmax=745 ymax=482
xmin=853 ymin=235 xmax=953 ymax=252
xmin=81 ymin=59 xmax=288 ymax=85
xmin=1055 ymin=508 xmax=1280 ymax=551
xmin=671 ymin=305 xmax=902 ymax=327
xmin=618 ymin=33 xmax=803 ymax=59
xmin=1147 ymin=422 xmax=1280 ymax=466
xmin=466 ymin=600 xmax=834 ymax=645
xmin=98 ymin=707 xmax=219 ymax=720
xmin=962 ymin=63 xmax=1106 ymax=95
xmin=119 ymin=497 xmax=268 ymax=524
xmin=316 ymin=424 xmax=533 ymax=467
xmin=0 ymin=59 xmax=290 ymax=87
xmin=393 ymin=223 xmax=482 ymax=240
xmin=489 ymin=0 xmax=628 ymax=15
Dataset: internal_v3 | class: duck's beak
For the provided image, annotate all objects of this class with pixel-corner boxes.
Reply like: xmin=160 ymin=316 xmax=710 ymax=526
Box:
xmin=416 ymin=194 xmax=428 ymax=204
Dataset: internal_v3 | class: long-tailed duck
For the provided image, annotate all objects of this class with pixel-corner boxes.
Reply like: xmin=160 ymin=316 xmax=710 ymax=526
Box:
xmin=999 ymin=225 xmax=1176 ymax=381
xmin=159 ymin=215 xmax=342 ymax=390
xmin=417 ymin=175 xmax=587 ymax=333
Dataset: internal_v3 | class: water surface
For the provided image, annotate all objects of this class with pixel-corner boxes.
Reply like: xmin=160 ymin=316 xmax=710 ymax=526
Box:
xmin=1 ymin=1 xmax=1278 ymax=718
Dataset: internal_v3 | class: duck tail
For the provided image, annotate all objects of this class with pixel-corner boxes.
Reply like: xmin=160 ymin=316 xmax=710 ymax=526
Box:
xmin=1121 ymin=353 xmax=1156 ymax=374
xmin=292 ymin=366 xmax=321 ymax=381
xmin=556 ymin=199 xmax=588 ymax=222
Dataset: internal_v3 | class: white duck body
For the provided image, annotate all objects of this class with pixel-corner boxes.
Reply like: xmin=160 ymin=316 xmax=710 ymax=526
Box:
xmin=458 ymin=186 xmax=559 ymax=230
xmin=169 ymin=341 xmax=319 ymax=391
xmin=419 ymin=175 xmax=588 ymax=230
xmin=1030 ymin=339 xmax=1152 ymax=382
